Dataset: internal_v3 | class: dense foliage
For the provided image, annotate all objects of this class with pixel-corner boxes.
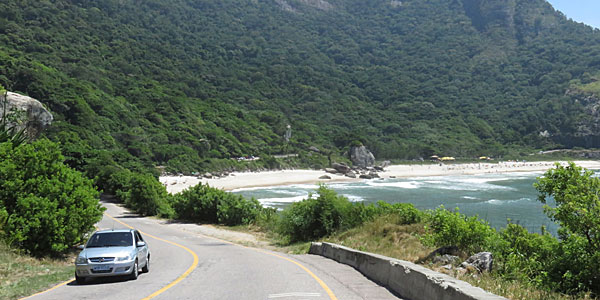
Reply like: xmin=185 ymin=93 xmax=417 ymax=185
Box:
xmin=0 ymin=139 xmax=104 ymax=256
xmin=172 ymin=183 xmax=267 ymax=226
xmin=0 ymin=0 xmax=599 ymax=175
xmin=277 ymin=185 xmax=423 ymax=243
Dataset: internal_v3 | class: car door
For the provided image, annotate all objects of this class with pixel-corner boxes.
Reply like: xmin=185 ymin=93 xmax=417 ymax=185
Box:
xmin=135 ymin=231 xmax=148 ymax=266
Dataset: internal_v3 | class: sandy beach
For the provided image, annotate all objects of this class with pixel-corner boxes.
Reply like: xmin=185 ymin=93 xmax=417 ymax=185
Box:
xmin=159 ymin=160 xmax=600 ymax=194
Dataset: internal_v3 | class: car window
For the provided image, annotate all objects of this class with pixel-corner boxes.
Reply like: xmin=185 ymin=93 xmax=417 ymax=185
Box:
xmin=86 ymin=232 xmax=134 ymax=247
xmin=135 ymin=231 xmax=144 ymax=242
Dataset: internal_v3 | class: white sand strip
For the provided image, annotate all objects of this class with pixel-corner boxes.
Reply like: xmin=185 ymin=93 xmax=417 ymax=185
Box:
xmin=159 ymin=160 xmax=600 ymax=194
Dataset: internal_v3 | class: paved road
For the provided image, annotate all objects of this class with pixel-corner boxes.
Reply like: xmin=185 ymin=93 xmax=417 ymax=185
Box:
xmin=27 ymin=201 xmax=401 ymax=300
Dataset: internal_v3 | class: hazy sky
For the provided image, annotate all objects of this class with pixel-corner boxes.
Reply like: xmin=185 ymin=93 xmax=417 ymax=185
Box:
xmin=547 ymin=0 xmax=600 ymax=29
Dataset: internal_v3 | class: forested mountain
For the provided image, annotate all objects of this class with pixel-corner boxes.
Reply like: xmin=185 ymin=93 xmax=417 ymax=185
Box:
xmin=1 ymin=0 xmax=599 ymax=173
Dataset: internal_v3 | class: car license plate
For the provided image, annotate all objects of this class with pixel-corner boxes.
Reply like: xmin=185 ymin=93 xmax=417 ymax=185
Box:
xmin=93 ymin=265 xmax=111 ymax=271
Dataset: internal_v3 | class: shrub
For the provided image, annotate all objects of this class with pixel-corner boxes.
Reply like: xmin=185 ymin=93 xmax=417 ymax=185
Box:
xmin=121 ymin=173 xmax=173 ymax=218
xmin=374 ymin=201 xmax=423 ymax=225
xmin=423 ymin=206 xmax=497 ymax=254
xmin=493 ymin=223 xmax=558 ymax=285
xmin=0 ymin=140 xmax=104 ymax=256
xmin=277 ymin=185 xmax=358 ymax=243
xmin=172 ymin=183 xmax=263 ymax=226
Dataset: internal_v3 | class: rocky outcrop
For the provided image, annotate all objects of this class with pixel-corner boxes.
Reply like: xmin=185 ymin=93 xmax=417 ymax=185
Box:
xmin=349 ymin=145 xmax=375 ymax=168
xmin=1 ymin=91 xmax=53 ymax=138
xmin=460 ymin=252 xmax=493 ymax=273
xmin=331 ymin=162 xmax=351 ymax=174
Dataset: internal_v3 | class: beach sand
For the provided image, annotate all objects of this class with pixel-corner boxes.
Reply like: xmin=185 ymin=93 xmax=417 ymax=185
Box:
xmin=160 ymin=160 xmax=600 ymax=194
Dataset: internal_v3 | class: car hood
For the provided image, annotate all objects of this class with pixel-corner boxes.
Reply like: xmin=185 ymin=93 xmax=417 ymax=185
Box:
xmin=80 ymin=246 xmax=134 ymax=258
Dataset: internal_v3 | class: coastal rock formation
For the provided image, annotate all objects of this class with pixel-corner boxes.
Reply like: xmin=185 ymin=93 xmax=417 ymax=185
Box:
xmin=349 ymin=145 xmax=375 ymax=168
xmin=461 ymin=252 xmax=493 ymax=273
xmin=319 ymin=175 xmax=331 ymax=180
xmin=332 ymin=162 xmax=351 ymax=174
xmin=0 ymin=91 xmax=53 ymax=138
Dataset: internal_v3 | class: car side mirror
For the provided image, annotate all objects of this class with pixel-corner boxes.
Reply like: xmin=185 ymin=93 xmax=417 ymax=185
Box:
xmin=136 ymin=241 xmax=146 ymax=247
xmin=77 ymin=245 xmax=85 ymax=250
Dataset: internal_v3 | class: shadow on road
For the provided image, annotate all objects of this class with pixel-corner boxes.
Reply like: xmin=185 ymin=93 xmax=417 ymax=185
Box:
xmin=68 ymin=275 xmax=143 ymax=286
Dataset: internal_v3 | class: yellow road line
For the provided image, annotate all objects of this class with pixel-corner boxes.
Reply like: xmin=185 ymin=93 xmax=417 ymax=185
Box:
xmin=103 ymin=213 xmax=199 ymax=300
xmin=254 ymin=248 xmax=338 ymax=300
xmin=18 ymin=279 xmax=74 ymax=300
xmin=19 ymin=226 xmax=100 ymax=300
xmin=170 ymin=226 xmax=338 ymax=300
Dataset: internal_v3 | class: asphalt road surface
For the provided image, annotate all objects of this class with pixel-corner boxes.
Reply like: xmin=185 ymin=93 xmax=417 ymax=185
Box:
xmin=26 ymin=201 xmax=401 ymax=300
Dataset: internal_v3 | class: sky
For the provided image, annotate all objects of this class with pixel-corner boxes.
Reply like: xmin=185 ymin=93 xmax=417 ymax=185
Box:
xmin=546 ymin=0 xmax=600 ymax=29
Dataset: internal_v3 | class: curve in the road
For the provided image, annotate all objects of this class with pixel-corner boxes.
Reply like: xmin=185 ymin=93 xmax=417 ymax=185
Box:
xmin=169 ymin=225 xmax=339 ymax=300
xmin=103 ymin=212 xmax=200 ymax=300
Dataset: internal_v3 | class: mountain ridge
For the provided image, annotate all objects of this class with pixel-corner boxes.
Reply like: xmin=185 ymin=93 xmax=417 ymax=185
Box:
xmin=0 ymin=0 xmax=599 ymax=173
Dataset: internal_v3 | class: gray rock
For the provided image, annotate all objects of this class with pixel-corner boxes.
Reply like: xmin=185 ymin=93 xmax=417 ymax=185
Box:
xmin=331 ymin=162 xmax=351 ymax=173
xmin=345 ymin=172 xmax=357 ymax=178
xmin=433 ymin=255 xmax=460 ymax=265
xmin=309 ymin=146 xmax=321 ymax=153
xmin=461 ymin=252 xmax=493 ymax=273
xmin=369 ymin=172 xmax=380 ymax=178
xmin=349 ymin=145 xmax=375 ymax=168
xmin=374 ymin=166 xmax=384 ymax=171
xmin=359 ymin=174 xmax=372 ymax=179
xmin=325 ymin=168 xmax=337 ymax=174
xmin=319 ymin=175 xmax=331 ymax=180
xmin=203 ymin=172 xmax=213 ymax=178
xmin=1 ymin=91 xmax=53 ymax=138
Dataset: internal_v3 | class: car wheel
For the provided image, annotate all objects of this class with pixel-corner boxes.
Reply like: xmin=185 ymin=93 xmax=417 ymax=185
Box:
xmin=75 ymin=273 xmax=86 ymax=285
xmin=141 ymin=255 xmax=150 ymax=273
xmin=130 ymin=260 xmax=138 ymax=280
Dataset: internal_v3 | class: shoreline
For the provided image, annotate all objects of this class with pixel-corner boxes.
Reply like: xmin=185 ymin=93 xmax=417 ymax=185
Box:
xmin=160 ymin=160 xmax=600 ymax=194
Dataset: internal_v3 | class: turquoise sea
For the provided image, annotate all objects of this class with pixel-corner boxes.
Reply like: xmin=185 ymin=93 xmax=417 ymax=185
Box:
xmin=233 ymin=171 xmax=563 ymax=235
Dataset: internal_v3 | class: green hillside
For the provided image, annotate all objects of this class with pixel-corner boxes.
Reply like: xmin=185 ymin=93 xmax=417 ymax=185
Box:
xmin=1 ymin=0 xmax=599 ymax=173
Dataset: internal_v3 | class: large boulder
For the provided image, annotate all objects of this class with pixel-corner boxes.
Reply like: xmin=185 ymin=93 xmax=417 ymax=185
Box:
xmin=1 ymin=92 xmax=53 ymax=137
xmin=349 ymin=145 xmax=375 ymax=168
xmin=331 ymin=162 xmax=351 ymax=173
xmin=461 ymin=252 xmax=493 ymax=273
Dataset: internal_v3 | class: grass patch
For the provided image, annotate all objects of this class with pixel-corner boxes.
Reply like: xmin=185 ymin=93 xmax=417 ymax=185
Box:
xmin=326 ymin=214 xmax=433 ymax=262
xmin=0 ymin=242 xmax=74 ymax=300
xmin=324 ymin=214 xmax=593 ymax=300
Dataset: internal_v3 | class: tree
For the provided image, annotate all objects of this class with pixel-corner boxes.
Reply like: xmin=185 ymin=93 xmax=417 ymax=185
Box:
xmin=0 ymin=139 xmax=104 ymax=256
xmin=535 ymin=162 xmax=600 ymax=294
xmin=535 ymin=162 xmax=600 ymax=252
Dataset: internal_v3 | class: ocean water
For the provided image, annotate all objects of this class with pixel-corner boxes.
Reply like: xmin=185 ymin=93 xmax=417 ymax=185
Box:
xmin=233 ymin=171 xmax=562 ymax=235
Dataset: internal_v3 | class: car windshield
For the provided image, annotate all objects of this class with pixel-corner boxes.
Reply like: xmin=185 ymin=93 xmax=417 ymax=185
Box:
xmin=86 ymin=232 xmax=133 ymax=248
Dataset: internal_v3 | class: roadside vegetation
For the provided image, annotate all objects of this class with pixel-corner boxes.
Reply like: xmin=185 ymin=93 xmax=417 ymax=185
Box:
xmin=0 ymin=242 xmax=74 ymax=300
xmin=135 ymin=163 xmax=598 ymax=300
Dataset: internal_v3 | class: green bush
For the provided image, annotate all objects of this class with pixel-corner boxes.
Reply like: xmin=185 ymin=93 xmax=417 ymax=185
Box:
xmin=493 ymin=223 xmax=558 ymax=285
xmin=0 ymin=140 xmax=104 ymax=256
xmin=277 ymin=185 xmax=359 ymax=243
xmin=172 ymin=183 xmax=263 ymax=225
xmin=546 ymin=234 xmax=600 ymax=295
xmin=374 ymin=201 xmax=423 ymax=225
xmin=121 ymin=173 xmax=173 ymax=218
xmin=423 ymin=206 xmax=497 ymax=254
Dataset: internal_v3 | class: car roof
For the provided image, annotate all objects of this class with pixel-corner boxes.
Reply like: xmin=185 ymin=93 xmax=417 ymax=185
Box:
xmin=94 ymin=229 xmax=135 ymax=234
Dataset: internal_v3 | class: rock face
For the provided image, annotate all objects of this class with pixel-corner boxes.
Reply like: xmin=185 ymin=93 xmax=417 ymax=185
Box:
xmin=461 ymin=252 xmax=493 ymax=273
xmin=331 ymin=162 xmax=351 ymax=174
xmin=0 ymin=91 xmax=53 ymax=137
xmin=349 ymin=145 xmax=375 ymax=168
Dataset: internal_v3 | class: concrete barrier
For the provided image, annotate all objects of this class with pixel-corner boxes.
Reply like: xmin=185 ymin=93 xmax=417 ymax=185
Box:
xmin=309 ymin=242 xmax=506 ymax=300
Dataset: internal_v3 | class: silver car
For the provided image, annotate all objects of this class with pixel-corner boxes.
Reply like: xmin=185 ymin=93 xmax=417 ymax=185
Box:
xmin=75 ymin=229 xmax=150 ymax=284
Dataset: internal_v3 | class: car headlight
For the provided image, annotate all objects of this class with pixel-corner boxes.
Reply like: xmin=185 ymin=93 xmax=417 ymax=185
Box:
xmin=117 ymin=255 xmax=131 ymax=261
xmin=76 ymin=256 xmax=87 ymax=264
